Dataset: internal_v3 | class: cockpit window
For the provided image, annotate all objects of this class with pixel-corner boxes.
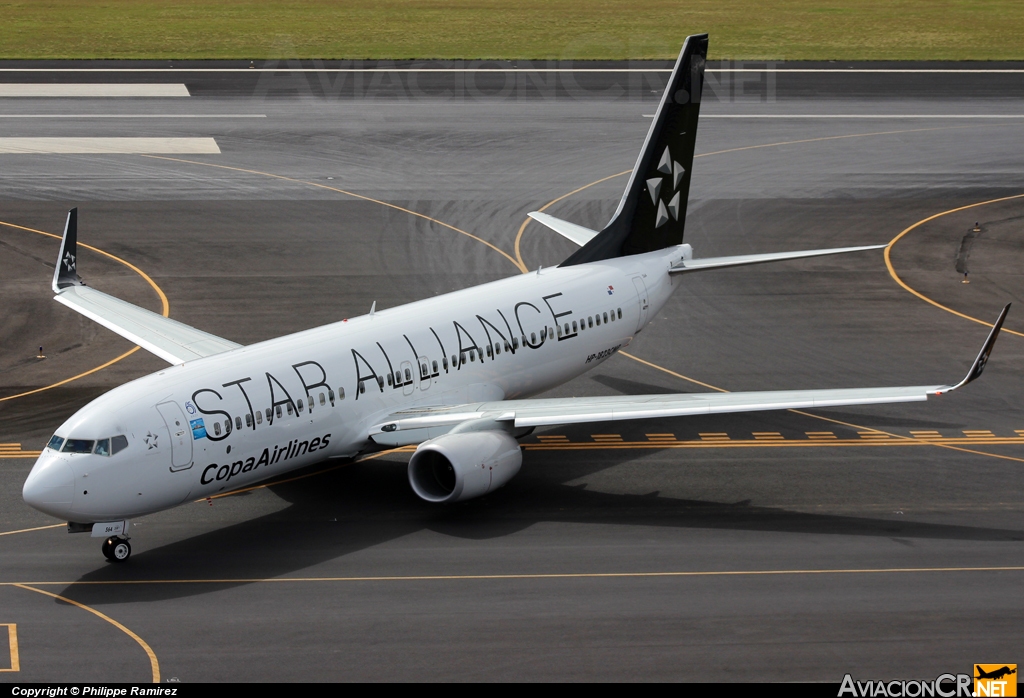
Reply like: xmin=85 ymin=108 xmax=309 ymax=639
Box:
xmin=62 ymin=439 xmax=94 ymax=454
xmin=46 ymin=435 xmax=65 ymax=451
xmin=94 ymin=439 xmax=110 ymax=456
xmin=112 ymin=435 xmax=129 ymax=454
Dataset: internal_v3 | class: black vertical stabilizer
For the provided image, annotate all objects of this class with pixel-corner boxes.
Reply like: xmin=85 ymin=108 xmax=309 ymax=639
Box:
xmin=560 ymin=34 xmax=708 ymax=266
xmin=52 ymin=208 xmax=84 ymax=292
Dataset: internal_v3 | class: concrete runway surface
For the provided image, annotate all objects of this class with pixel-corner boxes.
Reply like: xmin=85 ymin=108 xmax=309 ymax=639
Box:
xmin=0 ymin=63 xmax=1022 ymax=682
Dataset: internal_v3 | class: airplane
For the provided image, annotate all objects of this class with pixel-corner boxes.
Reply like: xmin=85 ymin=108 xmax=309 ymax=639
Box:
xmin=21 ymin=34 xmax=1010 ymax=563
xmin=975 ymin=666 xmax=1017 ymax=681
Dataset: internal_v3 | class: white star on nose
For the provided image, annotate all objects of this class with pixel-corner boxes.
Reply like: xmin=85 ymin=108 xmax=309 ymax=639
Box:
xmin=145 ymin=432 xmax=158 ymax=449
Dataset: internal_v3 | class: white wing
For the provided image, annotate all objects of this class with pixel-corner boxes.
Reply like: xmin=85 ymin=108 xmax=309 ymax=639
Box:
xmin=50 ymin=208 xmax=241 ymax=365
xmin=54 ymin=285 xmax=241 ymax=365
xmin=370 ymin=305 xmax=1010 ymax=446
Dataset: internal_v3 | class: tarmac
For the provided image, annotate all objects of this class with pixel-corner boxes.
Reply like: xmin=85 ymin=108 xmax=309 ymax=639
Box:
xmin=0 ymin=62 xmax=1022 ymax=682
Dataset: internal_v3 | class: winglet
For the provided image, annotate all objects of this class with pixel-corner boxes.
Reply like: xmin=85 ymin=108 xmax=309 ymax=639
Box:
xmin=934 ymin=303 xmax=1010 ymax=394
xmin=52 ymin=208 xmax=84 ymax=293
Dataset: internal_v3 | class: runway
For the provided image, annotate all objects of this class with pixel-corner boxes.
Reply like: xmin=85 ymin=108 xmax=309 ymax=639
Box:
xmin=1 ymin=63 xmax=1022 ymax=682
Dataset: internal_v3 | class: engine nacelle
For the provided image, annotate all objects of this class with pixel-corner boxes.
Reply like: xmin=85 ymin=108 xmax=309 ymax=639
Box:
xmin=408 ymin=430 xmax=522 ymax=503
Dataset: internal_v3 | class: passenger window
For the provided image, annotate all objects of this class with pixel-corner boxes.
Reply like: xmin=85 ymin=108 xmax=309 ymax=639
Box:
xmin=595 ymin=315 xmax=601 ymax=326
xmin=521 ymin=335 xmax=526 ymax=347
xmin=112 ymin=435 xmax=129 ymax=454
xmin=486 ymin=345 xmax=492 ymax=358
xmin=255 ymin=410 xmax=262 ymax=425
xmin=494 ymin=344 xmax=500 ymax=355
xmin=609 ymin=309 xmax=615 ymax=321
xmin=588 ymin=317 xmax=593 ymax=328
xmin=320 ymin=393 xmax=326 ymax=406
xmin=572 ymin=321 xmax=577 ymax=332
xmin=504 ymin=342 xmax=510 ymax=352
xmin=306 ymin=396 xmax=313 ymax=412
xmin=338 ymin=387 xmax=345 ymax=400
xmin=359 ymin=381 xmax=365 ymax=394
xmin=405 ymin=368 xmax=412 ymax=381
xmin=617 ymin=308 xmax=622 ymax=319
xmin=564 ymin=323 xmax=570 ymax=334
xmin=94 ymin=438 xmax=110 ymax=456
xmin=603 ymin=312 xmax=608 ymax=323
xmin=557 ymin=325 xmax=562 ymax=338
xmin=276 ymin=405 xmax=283 ymax=418
xmin=513 ymin=337 xmax=519 ymax=349
xmin=460 ymin=352 xmax=466 ymax=365
xmin=297 ymin=400 xmax=304 ymax=413
xmin=225 ymin=419 xmax=231 ymax=433
xmin=47 ymin=435 xmax=65 ymax=451
xmin=62 ymin=439 xmax=94 ymax=453
xmin=245 ymin=414 xmax=253 ymax=427
xmin=235 ymin=416 xmax=243 ymax=429
xmin=387 ymin=373 xmax=393 ymax=386
xmin=286 ymin=403 xmax=293 ymax=415
xmin=432 ymin=360 xmax=438 ymax=373
xmin=266 ymin=407 xmax=273 ymax=420
xmin=214 ymin=422 xmax=222 ymax=436
xmin=531 ymin=332 xmax=537 ymax=344
xmin=443 ymin=357 xmax=449 ymax=370
xmin=376 ymin=376 xmax=384 ymax=389
xmin=328 ymin=389 xmax=335 ymax=405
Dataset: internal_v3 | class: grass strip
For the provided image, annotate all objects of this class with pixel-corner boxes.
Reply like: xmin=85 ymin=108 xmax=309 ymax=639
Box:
xmin=2 ymin=1 xmax=1023 ymax=60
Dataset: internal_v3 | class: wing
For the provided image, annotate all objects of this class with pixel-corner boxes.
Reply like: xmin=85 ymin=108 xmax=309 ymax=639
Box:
xmin=370 ymin=305 xmax=1010 ymax=446
xmin=51 ymin=208 xmax=242 ymax=365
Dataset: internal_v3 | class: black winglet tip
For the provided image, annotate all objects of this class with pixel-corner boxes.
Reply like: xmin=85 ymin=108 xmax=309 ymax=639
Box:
xmin=52 ymin=207 xmax=83 ymax=292
xmin=962 ymin=303 xmax=1012 ymax=388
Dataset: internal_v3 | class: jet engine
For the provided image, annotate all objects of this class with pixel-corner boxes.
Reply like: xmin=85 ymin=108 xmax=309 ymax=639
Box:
xmin=408 ymin=430 xmax=522 ymax=504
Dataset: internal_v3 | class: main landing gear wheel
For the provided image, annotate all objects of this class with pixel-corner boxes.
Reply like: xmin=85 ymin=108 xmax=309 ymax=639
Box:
xmin=102 ymin=536 xmax=131 ymax=562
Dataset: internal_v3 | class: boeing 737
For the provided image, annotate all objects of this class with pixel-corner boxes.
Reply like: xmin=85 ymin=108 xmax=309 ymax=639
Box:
xmin=21 ymin=35 xmax=1010 ymax=562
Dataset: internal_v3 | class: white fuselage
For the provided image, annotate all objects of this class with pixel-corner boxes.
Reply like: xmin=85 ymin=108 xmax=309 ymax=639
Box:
xmin=23 ymin=246 xmax=685 ymax=523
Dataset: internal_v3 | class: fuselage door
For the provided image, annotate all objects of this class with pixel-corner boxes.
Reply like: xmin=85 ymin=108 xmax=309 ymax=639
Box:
xmin=156 ymin=401 xmax=193 ymax=471
xmin=632 ymin=275 xmax=649 ymax=332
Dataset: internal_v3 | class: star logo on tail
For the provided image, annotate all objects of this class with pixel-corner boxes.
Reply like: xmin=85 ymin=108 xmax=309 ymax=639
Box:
xmin=63 ymin=251 xmax=76 ymax=271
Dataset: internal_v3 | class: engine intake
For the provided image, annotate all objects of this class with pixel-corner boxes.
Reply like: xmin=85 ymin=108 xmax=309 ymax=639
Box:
xmin=408 ymin=430 xmax=522 ymax=503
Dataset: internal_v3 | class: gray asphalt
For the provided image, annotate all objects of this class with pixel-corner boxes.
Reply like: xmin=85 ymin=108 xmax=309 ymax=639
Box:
xmin=1 ymin=67 xmax=1022 ymax=683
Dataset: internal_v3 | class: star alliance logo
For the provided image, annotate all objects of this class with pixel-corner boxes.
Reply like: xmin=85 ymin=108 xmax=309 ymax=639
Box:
xmin=145 ymin=431 xmax=159 ymax=449
xmin=646 ymin=145 xmax=686 ymax=229
xmin=63 ymin=251 xmax=76 ymax=271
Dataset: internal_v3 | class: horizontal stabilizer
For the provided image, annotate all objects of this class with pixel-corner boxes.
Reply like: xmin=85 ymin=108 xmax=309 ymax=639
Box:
xmin=669 ymin=244 xmax=888 ymax=274
xmin=527 ymin=212 xmax=599 ymax=247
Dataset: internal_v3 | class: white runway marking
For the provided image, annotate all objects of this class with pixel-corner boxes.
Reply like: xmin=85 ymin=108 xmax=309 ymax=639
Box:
xmin=0 ymin=137 xmax=220 ymax=154
xmin=0 ymin=114 xmax=264 ymax=118
xmin=0 ymin=83 xmax=189 ymax=96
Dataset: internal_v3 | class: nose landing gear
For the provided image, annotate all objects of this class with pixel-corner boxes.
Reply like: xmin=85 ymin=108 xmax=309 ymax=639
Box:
xmin=101 ymin=536 xmax=132 ymax=562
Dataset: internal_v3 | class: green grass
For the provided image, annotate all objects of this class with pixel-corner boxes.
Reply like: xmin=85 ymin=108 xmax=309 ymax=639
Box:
xmin=2 ymin=0 xmax=1023 ymax=60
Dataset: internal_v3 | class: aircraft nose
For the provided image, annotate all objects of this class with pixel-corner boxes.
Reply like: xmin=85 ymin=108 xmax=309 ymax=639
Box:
xmin=23 ymin=454 xmax=75 ymax=519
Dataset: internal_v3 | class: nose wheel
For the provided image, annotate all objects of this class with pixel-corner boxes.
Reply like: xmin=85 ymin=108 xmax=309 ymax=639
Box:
xmin=102 ymin=536 xmax=131 ymax=562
